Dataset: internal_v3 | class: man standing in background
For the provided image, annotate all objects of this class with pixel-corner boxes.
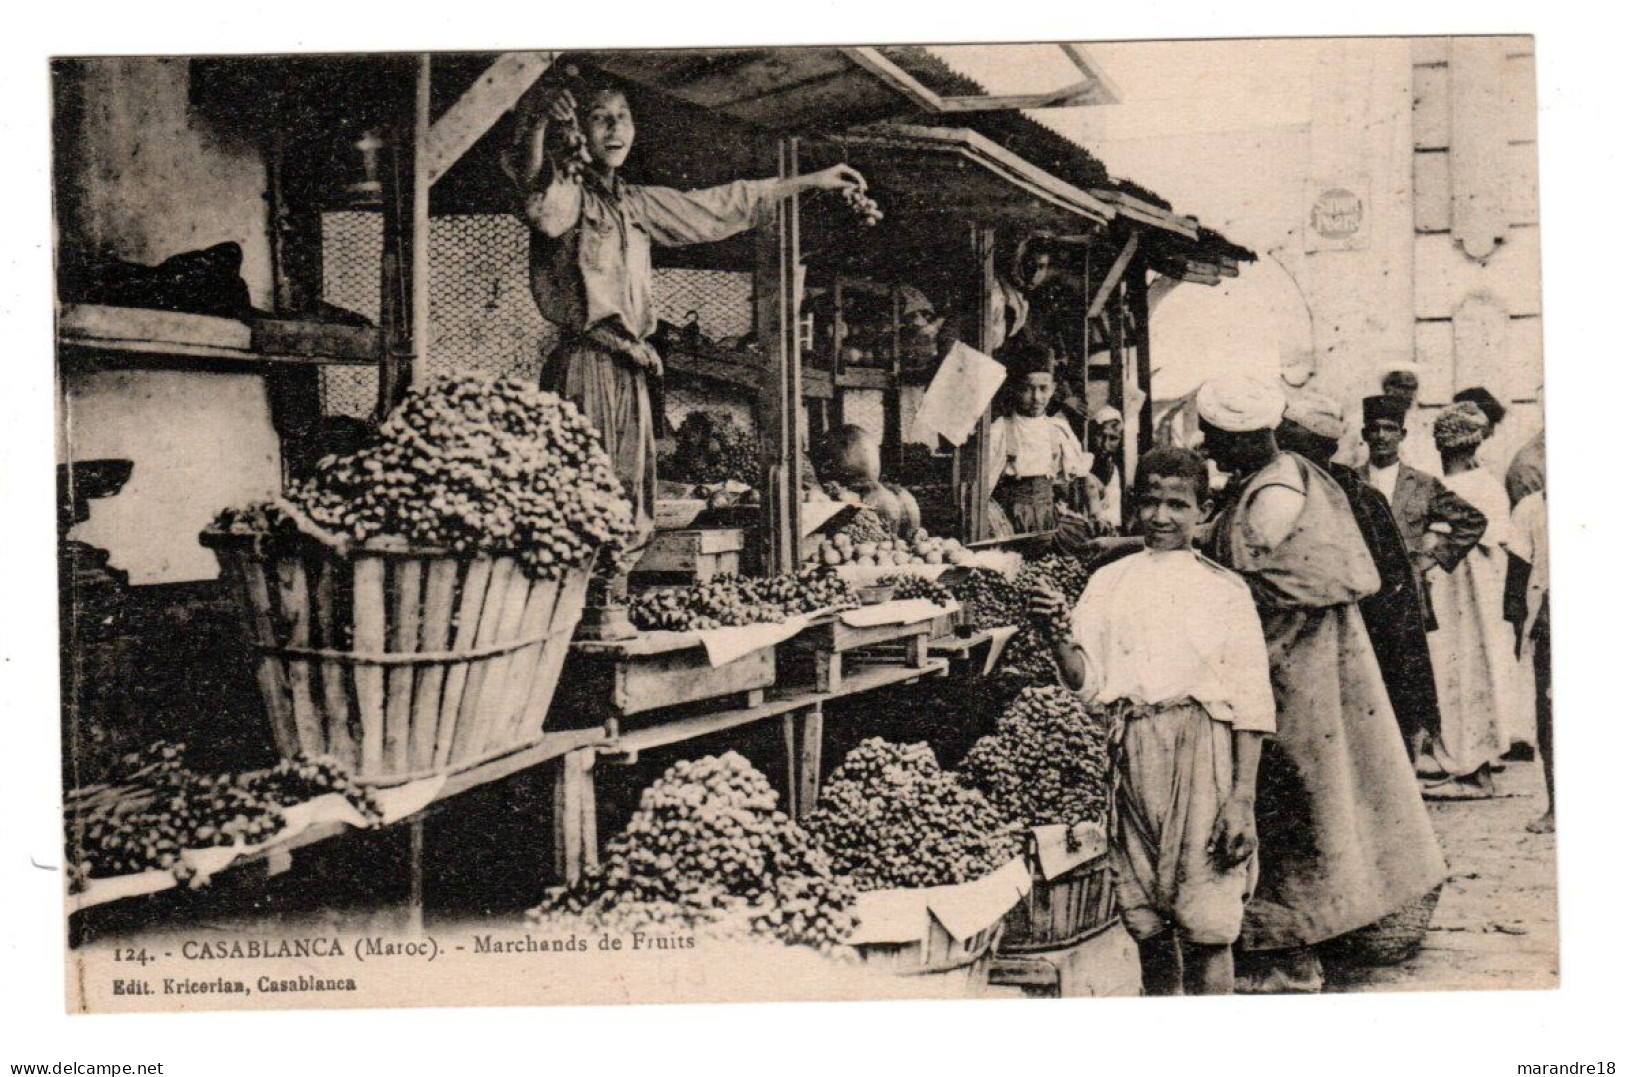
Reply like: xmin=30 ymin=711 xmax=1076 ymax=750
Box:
xmin=1358 ymin=394 xmax=1487 ymax=631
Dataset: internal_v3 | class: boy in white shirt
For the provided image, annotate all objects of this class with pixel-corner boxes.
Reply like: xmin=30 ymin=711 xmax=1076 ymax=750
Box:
xmin=1031 ymin=447 xmax=1275 ymax=994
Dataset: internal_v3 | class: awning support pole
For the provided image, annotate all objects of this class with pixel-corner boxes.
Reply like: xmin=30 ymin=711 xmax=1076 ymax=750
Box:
xmin=1086 ymin=231 xmax=1139 ymax=321
xmin=755 ymin=137 xmax=803 ymax=574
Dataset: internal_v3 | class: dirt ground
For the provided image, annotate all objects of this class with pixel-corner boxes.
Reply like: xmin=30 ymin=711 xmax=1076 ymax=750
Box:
xmin=1328 ymin=758 xmax=1559 ymax=993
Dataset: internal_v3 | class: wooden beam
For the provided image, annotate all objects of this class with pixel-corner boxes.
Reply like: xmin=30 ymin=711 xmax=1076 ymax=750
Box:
xmin=1059 ymin=43 xmax=1125 ymax=107
xmin=376 ymin=56 xmax=430 ymax=420
xmin=1086 ymin=232 xmax=1140 ymax=321
xmin=968 ymin=222 xmax=997 ymax=542
xmin=936 ymin=81 xmax=1100 ymax=112
xmin=423 ymin=52 xmax=555 ymax=186
xmin=840 ymin=47 xmax=945 ymax=113
xmin=1130 ymin=261 xmax=1153 ymax=459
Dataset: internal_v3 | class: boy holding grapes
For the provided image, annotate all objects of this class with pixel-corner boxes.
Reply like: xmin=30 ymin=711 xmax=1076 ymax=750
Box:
xmin=1029 ymin=448 xmax=1274 ymax=995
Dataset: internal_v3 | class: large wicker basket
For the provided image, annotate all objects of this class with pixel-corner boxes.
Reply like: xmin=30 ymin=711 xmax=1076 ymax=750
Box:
xmin=1320 ymin=884 xmax=1446 ymax=967
xmin=204 ymin=531 xmax=592 ymax=784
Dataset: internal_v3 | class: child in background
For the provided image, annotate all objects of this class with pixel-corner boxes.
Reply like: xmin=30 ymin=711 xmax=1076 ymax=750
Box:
xmin=1030 ymin=448 xmax=1275 ymax=995
xmin=984 ymin=341 xmax=1093 ymax=535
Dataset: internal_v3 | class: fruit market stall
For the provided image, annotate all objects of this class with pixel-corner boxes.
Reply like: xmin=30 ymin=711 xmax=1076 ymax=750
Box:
xmin=58 ymin=49 xmax=1240 ymax=1000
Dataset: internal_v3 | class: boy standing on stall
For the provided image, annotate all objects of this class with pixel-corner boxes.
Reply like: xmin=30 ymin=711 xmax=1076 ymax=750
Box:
xmin=984 ymin=341 xmax=1096 ymax=535
xmin=504 ymin=69 xmax=866 ymax=564
xmin=1030 ymin=448 xmax=1275 ymax=995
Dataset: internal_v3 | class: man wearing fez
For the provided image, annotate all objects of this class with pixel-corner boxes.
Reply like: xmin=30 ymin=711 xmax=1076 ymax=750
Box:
xmin=1195 ymin=373 xmax=1446 ymax=993
xmin=1358 ymin=394 xmax=1487 ymax=631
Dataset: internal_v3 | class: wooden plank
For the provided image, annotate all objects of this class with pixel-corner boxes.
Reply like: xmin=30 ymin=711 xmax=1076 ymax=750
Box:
xmin=57 ymin=304 xmax=252 ymax=352
xmin=221 ymin=552 xmax=297 ymax=759
xmin=1086 ymin=233 xmax=1139 ymax=321
xmin=468 ymin=565 xmax=535 ymax=756
xmin=796 ymin=706 xmax=824 ymax=821
xmin=409 ymin=558 xmax=459 ymax=770
xmin=452 ymin=558 xmax=518 ymax=762
xmin=754 ymin=136 xmax=803 ymax=575
xmin=551 ymin=749 xmax=597 ymax=885
xmin=613 ymin=645 xmax=777 ymax=716
xmin=384 ymin=559 xmax=423 ymax=774
xmin=1450 ymin=38 xmax=1510 ymax=260
xmin=434 ymin=558 xmax=493 ymax=768
xmin=424 ymin=52 xmax=555 ymax=186
xmin=275 ymin=555 xmax=324 ymax=755
xmin=351 ymin=556 xmax=389 ymax=776
xmin=834 ymin=368 xmax=895 ymax=391
xmin=517 ymin=566 xmax=588 ymax=741
xmin=839 ymin=47 xmax=944 ymax=113
xmin=313 ymin=560 xmax=358 ymax=770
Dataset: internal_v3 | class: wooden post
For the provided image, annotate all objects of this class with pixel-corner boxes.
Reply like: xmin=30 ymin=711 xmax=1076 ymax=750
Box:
xmin=406 ymin=817 xmax=426 ymax=935
xmin=966 ymin=222 xmax=997 ymax=541
xmin=1130 ymin=259 xmax=1153 ymax=458
xmin=264 ymin=111 xmax=325 ymax=478
xmin=754 ymin=137 xmax=803 ymax=574
xmin=797 ymin=705 xmax=824 ymax=822
xmin=550 ymin=748 xmax=598 ymax=885
xmin=376 ymin=55 xmax=431 ymax=422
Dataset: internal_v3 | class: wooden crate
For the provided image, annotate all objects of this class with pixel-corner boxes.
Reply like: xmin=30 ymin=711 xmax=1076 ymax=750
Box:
xmin=790 ymin=614 xmax=934 ymax=693
xmin=1000 ymin=824 xmax=1117 ymax=954
xmin=631 ymin=528 xmax=745 ymax=582
xmin=611 ymin=644 xmax=776 ymax=717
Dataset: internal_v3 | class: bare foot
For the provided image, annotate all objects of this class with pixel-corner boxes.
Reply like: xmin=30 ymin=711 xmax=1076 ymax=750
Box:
xmin=1526 ymin=812 xmax=1555 ymax=834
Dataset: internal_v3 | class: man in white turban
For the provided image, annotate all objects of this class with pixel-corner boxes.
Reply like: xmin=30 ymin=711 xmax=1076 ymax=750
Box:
xmin=1194 ymin=374 xmax=1447 ymax=993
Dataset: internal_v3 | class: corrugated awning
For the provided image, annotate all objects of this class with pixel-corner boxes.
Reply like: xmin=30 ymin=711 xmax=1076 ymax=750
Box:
xmin=833 ymin=123 xmax=1114 ymax=229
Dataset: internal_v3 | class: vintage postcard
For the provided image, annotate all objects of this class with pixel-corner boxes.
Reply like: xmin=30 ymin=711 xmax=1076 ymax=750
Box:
xmin=54 ymin=37 xmax=1552 ymax=1013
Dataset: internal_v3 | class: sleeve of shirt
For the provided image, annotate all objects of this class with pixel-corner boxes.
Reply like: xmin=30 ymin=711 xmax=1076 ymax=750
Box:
xmin=1050 ymin=418 xmax=1090 ymax=478
xmin=630 ymin=179 xmax=779 ymax=246
xmin=1066 ymin=576 xmax=1111 ymax=705
xmin=1216 ymin=577 xmax=1276 ymax=733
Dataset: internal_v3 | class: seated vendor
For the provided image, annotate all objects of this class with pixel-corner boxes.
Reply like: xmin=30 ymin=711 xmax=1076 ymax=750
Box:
xmin=815 ymin=424 xmax=921 ymax=540
xmin=984 ymin=341 xmax=1092 ymax=535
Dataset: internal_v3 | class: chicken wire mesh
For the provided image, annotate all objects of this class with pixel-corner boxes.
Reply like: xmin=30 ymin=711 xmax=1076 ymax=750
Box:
xmin=320 ymin=211 xmax=754 ymax=418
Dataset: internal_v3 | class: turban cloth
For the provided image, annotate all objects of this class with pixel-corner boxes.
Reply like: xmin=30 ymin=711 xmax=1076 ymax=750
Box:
xmin=1433 ymin=401 xmax=1490 ymax=450
xmin=1195 ymin=374 xmax=1287 ymax=433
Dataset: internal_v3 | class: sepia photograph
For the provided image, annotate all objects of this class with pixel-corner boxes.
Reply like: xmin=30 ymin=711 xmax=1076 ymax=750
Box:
xmin=45 ymin=35 xmax=1566 ymax=1017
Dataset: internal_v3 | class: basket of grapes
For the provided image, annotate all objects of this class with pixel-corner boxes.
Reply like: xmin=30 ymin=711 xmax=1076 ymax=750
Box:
xmin=806 ymin=739 xmax=1029 ymax=989
xmin=202 ymin=377 xmax=637 ymax=784
xmin=959 ymin=685 xmax=1116 ymax=953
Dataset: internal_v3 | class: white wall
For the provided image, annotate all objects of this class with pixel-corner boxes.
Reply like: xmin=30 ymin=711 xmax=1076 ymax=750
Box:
xmin=57 ymin=58 xmax=283 ymax=584
xmin=1052 ymin=39 xmax=1419 ymax=423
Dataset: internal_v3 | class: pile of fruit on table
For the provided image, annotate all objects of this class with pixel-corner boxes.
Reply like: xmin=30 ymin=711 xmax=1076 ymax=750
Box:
xmin=628 ymin=568 xmax=857 ymax=632
xmin=959 ymin=685 xmax=1111 ymax=831
xmin=805 ymin=738 xmax=1022 ymax=891
xmin=529 ymin=752 xmax=858 ymax=952
xmin=808 ymin=513 xmax=972 ymax=569
xmin=66 ymin=741 xmax=380 ymax=889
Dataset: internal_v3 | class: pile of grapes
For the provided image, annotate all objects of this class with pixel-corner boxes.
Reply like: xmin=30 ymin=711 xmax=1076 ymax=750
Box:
xmin=805 ymin=738 xmax=1020 ymax=891
xmin=947 ymin=555 xmax=1092 ymax=683
xmin=266 ymin=376 xmax=635 ymax=580
xmin=529 ymin=753 xmax=858 ymax=951
xmin=959 ymin=685 xmax=1110 ymax=830
xmin=629 ymin=569 xmax=856 ymax=632
xmin=659 ymin=411 xmax=760 ymax=488
xmin=66 ymin=743 xmax=380 ymax=888
xmin=880 ymin=574 xmax=955 ymax=607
